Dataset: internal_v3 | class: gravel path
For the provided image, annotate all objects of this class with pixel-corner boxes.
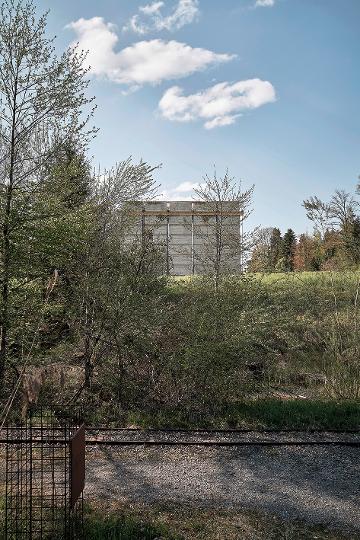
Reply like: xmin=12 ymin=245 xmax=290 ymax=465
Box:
xmin=85 ymin=437 xmax=360 ymax=535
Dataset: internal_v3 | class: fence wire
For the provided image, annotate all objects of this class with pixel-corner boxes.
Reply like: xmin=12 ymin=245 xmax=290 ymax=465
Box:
xmin=4 ymin=408 xmax=83 ymax=540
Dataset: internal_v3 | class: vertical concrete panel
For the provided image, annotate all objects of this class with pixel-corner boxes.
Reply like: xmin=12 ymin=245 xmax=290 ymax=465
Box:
xmin=129 ymin=201 xmax=242 ymax=275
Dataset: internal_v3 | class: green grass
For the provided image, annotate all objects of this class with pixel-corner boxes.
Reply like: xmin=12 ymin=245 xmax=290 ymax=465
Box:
xmin=83 ymin=503 xmax=357 ymax=540
xmin=84 ymin=507 xmax=178 ymax=540
xmin=225 ymin=399 xmax=360 ymax=430
xmin=123 ymin=399 xmax=360 ymax=430
xmin=1 ymin=488 xmax=356 ymax=539
xmin=172 ymin=270 xmax=360 ymax=281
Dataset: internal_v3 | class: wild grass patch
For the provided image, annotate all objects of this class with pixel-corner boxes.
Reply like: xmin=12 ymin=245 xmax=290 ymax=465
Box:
xmin=83 ymin=503 xmax=356 ymax=540
xmin=123 ymin=399 xmax=360 ymax=430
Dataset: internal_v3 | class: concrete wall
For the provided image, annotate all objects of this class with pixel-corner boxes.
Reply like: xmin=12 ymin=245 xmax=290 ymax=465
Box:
xmin=128 ymin=201 xmax=243 ymax=276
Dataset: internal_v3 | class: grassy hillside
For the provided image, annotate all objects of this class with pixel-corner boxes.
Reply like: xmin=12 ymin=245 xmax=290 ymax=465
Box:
xmin=66 ymin=270 xmax=359 ymax=428
xmin=13 ymin=269 xmax=356 ymax=429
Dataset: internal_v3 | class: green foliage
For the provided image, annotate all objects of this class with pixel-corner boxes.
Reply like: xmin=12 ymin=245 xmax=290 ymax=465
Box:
xmin=0 ymin=0 xmax=96 ymax=386
xmin=303 ymin=183 xmax=360 ymax=267
xmin=269 ymin=227 xmax=282 ymax=270
xmin=225 ymin=399 xmax=360 ymax=430
xmin=118 ymin=399 xmax=360 ymax=430
xmin=1 ymin=147 xmax=94 ymax=363
xmin=49 ymin=270 xmax=359 ymax=428
xmin=0 ymin=1 xmax=358 ymax=433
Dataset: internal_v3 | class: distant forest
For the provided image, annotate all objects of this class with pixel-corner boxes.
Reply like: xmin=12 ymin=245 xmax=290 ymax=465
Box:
xmin=249 ymin=184 xmax=360 ymax=272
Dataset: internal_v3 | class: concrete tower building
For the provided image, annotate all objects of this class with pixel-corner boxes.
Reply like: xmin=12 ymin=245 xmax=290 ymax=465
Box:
xmin=128 ymin=201 xmax=244 ymax=276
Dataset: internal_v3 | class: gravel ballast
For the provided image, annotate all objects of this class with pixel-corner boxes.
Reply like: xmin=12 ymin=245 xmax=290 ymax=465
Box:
xmin=85 ymin=435 xmax=360 ymax=535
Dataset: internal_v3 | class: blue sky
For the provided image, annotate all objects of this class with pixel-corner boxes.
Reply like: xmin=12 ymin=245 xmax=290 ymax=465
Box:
xmin=37 ymin=0 xmax=359 ymax=234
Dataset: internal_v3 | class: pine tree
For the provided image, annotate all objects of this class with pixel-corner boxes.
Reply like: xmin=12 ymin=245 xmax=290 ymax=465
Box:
xmin=269 ymin=228 xmax=282 ymax=270
xmin=281 ymin=229 xmax=297 ymax=272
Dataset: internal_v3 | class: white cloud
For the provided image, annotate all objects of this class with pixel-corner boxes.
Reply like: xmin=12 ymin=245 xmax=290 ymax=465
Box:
xmin=159 ymin=79 xmax=276 ymax=129
xmin=158 ymin=181 xmax=202 ymax=200
xmin=174 ymin=181 xmax=200 ymax=193
xmin=67 ymin=17 xmax=234 ymax=88
xmin=255 ymin=0 xmax=275 ymax=7
xmin=125 ymin=16 xmax=148 ymax=35
xmin=204 ymin=115 xmax=241 ymax=130
xmin=140 ymin=2 xmax=165 ymax=15
xmin=124 ymin=0 xmax=200 ymax=34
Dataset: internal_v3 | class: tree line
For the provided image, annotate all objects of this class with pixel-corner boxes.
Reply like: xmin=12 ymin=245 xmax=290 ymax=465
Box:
xmin=249 ymin=184 xmax=360 ymax=272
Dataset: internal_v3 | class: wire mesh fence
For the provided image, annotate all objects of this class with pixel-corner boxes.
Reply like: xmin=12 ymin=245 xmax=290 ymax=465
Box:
xmin=3 ymin=408 xmax=84 ymax=539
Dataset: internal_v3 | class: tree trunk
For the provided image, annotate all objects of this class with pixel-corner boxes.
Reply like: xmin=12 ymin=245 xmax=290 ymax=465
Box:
xmin=0 ymin=188 xmax=11 ymax=384
xmin=83 ymin=332 xmax=93 ymax=389
xmin=214 ymin=203 xmax=223 ymax=292
xmin=0 ymin=78 xmax=17 ymax=386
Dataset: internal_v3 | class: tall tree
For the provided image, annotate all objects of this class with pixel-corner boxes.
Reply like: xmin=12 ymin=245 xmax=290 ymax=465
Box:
xmin=269 ymin=227 xmax=282 ymax=270
xmin=68 ymin=158 xmax=161 ymax=391
xmin=0 ymin=0 xmax=95 ymax=384
xmin=303 ymin=187 xmax=360 ymax=265
xmin=41 ymin=142 xmax=92 ymax=210
xmin=343 ymin=217 xmax=360 ymax=264
xmin=280 ymin=229 xmax=297 ymax=272
xmin=249 ymin=227 xmax=274 ymax=272
xmin=293 ymin=233 xmax=321 ymax=271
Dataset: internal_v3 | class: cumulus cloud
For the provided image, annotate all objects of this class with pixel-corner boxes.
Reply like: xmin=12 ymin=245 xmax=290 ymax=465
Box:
xmin=124 ymin=0 xmax=200 ymax=34
xmin=159 ymin=79 xmax=276 ymax=129
xmin=255 ymin=0 xmax=275 ymax=7
xmin=174 ymin=181 xmax=200 ymax=193
xmin=67 ymin=17 xmax=234 ymax=88
xmin=158 ymin=181 xmax=202 ymax=200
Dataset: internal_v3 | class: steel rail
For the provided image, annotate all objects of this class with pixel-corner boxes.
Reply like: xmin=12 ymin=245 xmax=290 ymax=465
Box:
xmin=1 ymin=439 xmax=360 ymax=447
xmin=84 ymin=440 xmax=360 ymax=447
xmin=86 ymin=427 xmax=360 ymax=434
xmin=3 ymin=426 xmax=360 ymax=434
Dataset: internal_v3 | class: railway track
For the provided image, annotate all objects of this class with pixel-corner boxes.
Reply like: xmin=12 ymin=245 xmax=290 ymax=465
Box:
xmin=84 ymin=427 xmax=360 ymax=447
xmin=2 ymin=427 xmax=360 ymax=446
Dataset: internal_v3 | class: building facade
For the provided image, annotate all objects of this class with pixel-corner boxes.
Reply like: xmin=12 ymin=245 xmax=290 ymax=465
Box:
xmin=127 ymin=201 xmax=244 ymax=276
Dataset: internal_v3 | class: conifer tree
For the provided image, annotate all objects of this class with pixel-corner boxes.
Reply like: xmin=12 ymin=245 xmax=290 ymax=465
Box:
xmin=281 ymin=229 xmax=297 ymax=272
xmin=269 ymin=227 xmax=282 ymax=270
